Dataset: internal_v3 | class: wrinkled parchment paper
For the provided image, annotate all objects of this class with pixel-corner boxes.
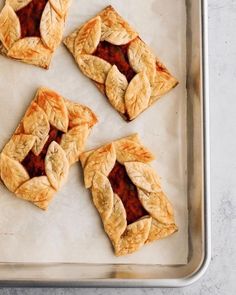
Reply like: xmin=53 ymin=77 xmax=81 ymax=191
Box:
xmin=0 ymin=0 xmax=188 ymax=264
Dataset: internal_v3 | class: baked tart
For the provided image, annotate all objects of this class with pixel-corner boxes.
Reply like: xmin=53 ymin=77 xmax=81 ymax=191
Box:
xmin=0 ymin=87 xmax=97 ymax=209
xmin=64 ymin=5 xmax=178 ymax=121
xmin=80 ymin=134 xmax=178 ymax=256
xmin=0 ymin=0 xmax=71 ymax=68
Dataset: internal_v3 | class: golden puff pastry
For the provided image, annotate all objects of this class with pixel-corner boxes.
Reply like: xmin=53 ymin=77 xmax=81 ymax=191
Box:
xmin=64 ymin=5 xmax=178 ymax=121
xmin=0 ymin=87 xmax=98 ymax=210
xmin=80 ymin=134 xmax=178 ymax=256
xmin=0 ymin=0 xmax=71 ymax=69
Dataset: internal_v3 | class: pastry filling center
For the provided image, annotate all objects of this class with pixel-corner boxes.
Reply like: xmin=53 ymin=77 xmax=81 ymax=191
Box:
xmin=16 ymin=0 xmax=48 ymax=38
xmin=22 ymin=126 xmax=64 ymax=178
xmin=93 ymin=41 xmax=136 ymax=82
xmin=108 ymin=162 xmax=148 ymax=224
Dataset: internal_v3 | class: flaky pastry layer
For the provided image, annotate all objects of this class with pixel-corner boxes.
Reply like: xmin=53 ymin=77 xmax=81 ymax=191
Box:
xmin=0 ymin=87 xmax=97 ymax=209
xmin=64 ymin=6 xmax=178 ymax=121
xmin=80 ymin=134 xmax=178 ymax=256
xmin=0 ymin=0 xmax=71 ymax=68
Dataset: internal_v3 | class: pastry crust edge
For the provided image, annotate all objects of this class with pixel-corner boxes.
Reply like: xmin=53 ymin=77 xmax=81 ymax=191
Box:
xmin=80 ymin=135 xmax=177 ymax=256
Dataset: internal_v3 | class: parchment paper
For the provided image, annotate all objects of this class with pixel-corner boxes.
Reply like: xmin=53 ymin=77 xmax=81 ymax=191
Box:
xmin=0 ymin=0 xmax=188 ymax=264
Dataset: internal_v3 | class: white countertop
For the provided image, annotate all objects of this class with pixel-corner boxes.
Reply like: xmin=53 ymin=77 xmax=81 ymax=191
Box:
xmin=0 ymin=0 xmax=235 ymax=293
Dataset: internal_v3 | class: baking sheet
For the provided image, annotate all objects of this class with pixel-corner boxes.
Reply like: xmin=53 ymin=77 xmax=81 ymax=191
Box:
xmin=0 ymin=0 xmax=188 ymax=264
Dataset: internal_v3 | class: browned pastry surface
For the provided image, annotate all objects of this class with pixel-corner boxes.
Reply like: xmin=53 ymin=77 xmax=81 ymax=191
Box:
xmin=64 ymin=6 xmax=178 ymax=120
xmin=0 ymin=87 xmax=98 ymax=210
xmin=0 ymin=0 xmax=71 ymax=68
xmin=80 ymin=134 xmax=178 ymax=256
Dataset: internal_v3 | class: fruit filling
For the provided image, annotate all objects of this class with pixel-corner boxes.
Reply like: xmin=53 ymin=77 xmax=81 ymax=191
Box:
xmin=93 ymin=41 xmax=136 ymax=82
xmin=16 ymin=0 xmax=48 ymax=38
xmin=22 ymin=126 xmax=63 ymax=178
xmin=108 ymin=162 xmax=148 ymax=224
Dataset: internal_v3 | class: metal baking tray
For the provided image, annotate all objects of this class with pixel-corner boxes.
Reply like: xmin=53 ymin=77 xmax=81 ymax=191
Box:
xmin=0 ymin=0 xmax=210 ymax=287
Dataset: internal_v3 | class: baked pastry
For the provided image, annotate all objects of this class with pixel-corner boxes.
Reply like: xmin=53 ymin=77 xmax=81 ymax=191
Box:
xmin=0 ymin=87 xmax=97 ymax=209
xmin=64 ymin=5 xmax=178 ymax=121
xmin=80 ymin=134 xmax=178 ymax=256
xmin=0 ymin=0 xmax=71 ymax=68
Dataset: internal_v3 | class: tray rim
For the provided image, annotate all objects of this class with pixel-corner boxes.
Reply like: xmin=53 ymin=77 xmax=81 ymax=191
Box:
xmin=0 ymin=0 xmax=211 ymax=288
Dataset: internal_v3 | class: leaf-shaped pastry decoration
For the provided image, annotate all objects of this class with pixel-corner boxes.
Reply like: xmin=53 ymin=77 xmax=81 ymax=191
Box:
xmin=124 ymin=72 xmax=151 ymax=120
xmin=91 ymin=172 xmax=114 ymax=220
xmin=115 ymin=217 xmax=152 ymax=256
xmin=74 ymin=16 xmax=101 ymax=58
xmin=128 ymin=38 xmax=156 ymax=83
xmin=14 ymin=122 xmax=24 ymax=135
xmin=0 ymin=154 xmax=29 ymax=192
xmin=33 ymin=134 xmax=49 ymax=156
xmin=80 ymin=134 xmax=142 ymax=172
xmin=0 ymin=4 xmax=21 ymax=49
xmin=77 ymin=55 xmax=112 ymax=84
xmin=104 ymin=194 xmax=127 ymax=243
xmin=115 ymin=133 xmax=141 ymax=144
xmin=100 ymin=6 xmax=137 ymax=45
xmin=45 ymin=141 xmax=69 ymax=190
xmin=79 ymin=150 xmax=93 ymax=169
xmin=15 ymin=176 xmax=55 ymax=203
xmin=101 ymin=23 xmax=137 ymax=46
xmin=60 ymin=124 xmax=89 ymax=165
xmin=7 ymin=37 xmax=53 ymax=69
xmin=150 ymin=71 xmax=178 ymax=105
xmin=49 ymin=0 xmax=70 ymax=17
xmin=138 ymin=189 xmax=175 ymax=224
xmin=2 ymin=134 xmax=36 ymax=162
xmin=63 ymin=28 xmax=77 ymax=53
xmin=114 ymin=138 xmax=154 ymax=164
xmin=6 ymin=0 xmax=32 ymax=11
xmin=23 ymin=102 xmax=50 ymax=156
xmin=124 ymin=162 xmax=161 ymax=193
xmin=36 ymin=87 xmax=69 ymax=133
xmin=40 ymin=2 xmax=64 ymax=50
xmin=33 ymin=196 xmax=53 ymax=210
xmin=105 ymin=65 xmax=128 ymax=114
xmin=83 ymin=143 xmax=116 ymax=188
xmin=65 ymin=100 xmax=98 ymax=129
xmin=146 ymin=219 xmax=178 ymax=243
